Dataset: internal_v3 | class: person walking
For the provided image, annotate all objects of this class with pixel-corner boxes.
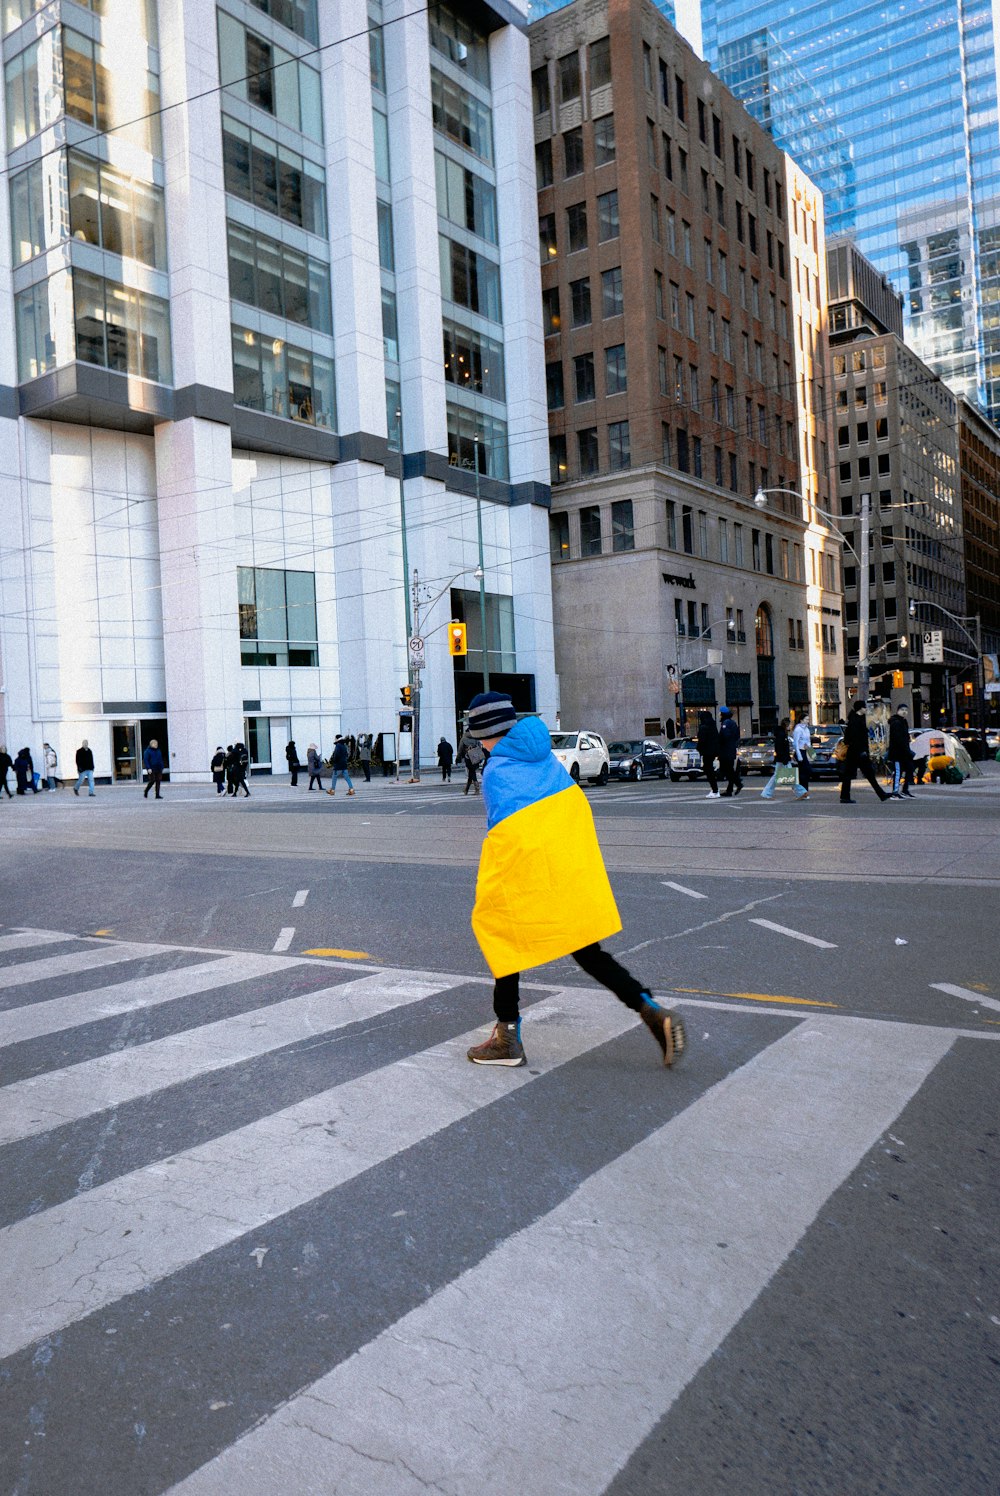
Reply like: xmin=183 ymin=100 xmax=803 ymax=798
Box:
xmin=463 ymin=692 xmax=686 ymax=1069
xmin=42 ymin=742 xmax=58 ymax=790
xmin=142 ymin=738 xmax=164 ymax=799
xmin=760 ymin=718 xmax=808 ymax=800
xmin=211 ymin=746 xmax=227 ymax=794
xmin=887 ymin=705 xmax=916 ymax=798
xmin=230 ymin=742 xmax=251 ymax=798
xmin=791 ymin=715 xmax=812 ymax=799
xmin=73 ymin=740 xmax=95 ymax=796
xmin=285 ymin=739 xmax=300 ymax=787
xmin=718 ymin=706 xmax=743 ymax=797
xmin=359 ymin=733 xmax=372 ymax=783
xmin=696 ymin=711 xmax=720 ymax=798
xmin=457 ymin=731 xmax=484 ymax=794
xmin=437 ymin=736 xmax=454 ymax=783
xmin=0 ymin=745 xmax=13 ymax=799
xmin=840 ymin=700 xmax=891 ymax=804
xmin=223 ymin=745 xmax=238 ymax=795
xmin=14 ymin=747 xmax=36 ymax=795
xmin=326 ymin=735 xmax=356 ymax=796
xmin=306 ymin=743 xmax=324 ymax=791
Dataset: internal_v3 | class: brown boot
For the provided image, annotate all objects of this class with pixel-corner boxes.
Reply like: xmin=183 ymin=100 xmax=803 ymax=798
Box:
xmin=638 ymin=997 xmax=686 ymax=1067
xmin=467 ymin=1021 xmax=526 ymax=1067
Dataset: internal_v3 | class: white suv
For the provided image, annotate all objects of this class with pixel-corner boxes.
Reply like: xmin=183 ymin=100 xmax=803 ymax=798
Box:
xmin=550 ymin=731 xmax=610 ymax=785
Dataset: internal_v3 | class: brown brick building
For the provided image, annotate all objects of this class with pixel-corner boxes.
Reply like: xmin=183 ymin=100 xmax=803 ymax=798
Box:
xmin=530 ymin=0 xmax=843 ymax=737
xmin=957 ymin=399 xmax=1000 ymax=729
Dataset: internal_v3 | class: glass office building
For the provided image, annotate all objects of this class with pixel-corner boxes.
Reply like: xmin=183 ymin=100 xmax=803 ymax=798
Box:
xmin=701 ymin=0 xmax=1000 ymax=423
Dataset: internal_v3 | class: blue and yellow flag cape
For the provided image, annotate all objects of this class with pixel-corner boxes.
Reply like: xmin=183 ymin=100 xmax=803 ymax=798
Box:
xmin=471 ymin=716 xmax=622 ymax=977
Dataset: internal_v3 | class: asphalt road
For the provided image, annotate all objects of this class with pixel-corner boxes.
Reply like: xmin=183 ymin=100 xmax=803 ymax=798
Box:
xmin=1 ymin=767 xmax=998 ymax=1495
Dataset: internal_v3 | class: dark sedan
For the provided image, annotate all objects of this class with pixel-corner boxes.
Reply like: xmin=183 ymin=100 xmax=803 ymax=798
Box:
xmin=608 ymin=739 xmax=668 ymax=781
xmin=807 ymin=727 xmax=845 ymax=779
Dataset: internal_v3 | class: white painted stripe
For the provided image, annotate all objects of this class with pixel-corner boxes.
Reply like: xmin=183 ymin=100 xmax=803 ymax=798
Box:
xmin=167 ymin=1016 xmax=953 ymax=1496
xmin=271 ymin=927 xmax=295 ymax=953
xmin=0 ymin=971 xmax=453 ymax=1146
xmin=0 ymin=990 xmax=640 ymax=1360
xmin=662 ymin=880 xmax=708 ymax=900
xmin=749 ymin=918 xmax=837 ymax=950
xmin=0 ymin=953 xmax=303 ymax=1048
xmin=291 ymin=889 xmax=308 ymax=908
xmin=0 ymin=941 xmax=173 ymax=993
xmin=930 ymin=981 xmax=1000 ymax=1014
xmin=0 ymin=929 xmax=74 ymax=955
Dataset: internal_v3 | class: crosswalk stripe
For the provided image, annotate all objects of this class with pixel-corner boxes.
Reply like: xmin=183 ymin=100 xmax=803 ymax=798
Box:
xmin=0 ymin=970 xmax=453 ymax=1146
xmin=0 ymin=941 xmax=173 ymax=993
xmin=0 ymin=990 xmax=640 ymax=1360
xmin=167 ymin=1015 xmax=954 ymax=1496
xmin=0 ymin=929 xmax=76 ymax=956
xmin=0 ymin=952 xmax=305 ymax=1048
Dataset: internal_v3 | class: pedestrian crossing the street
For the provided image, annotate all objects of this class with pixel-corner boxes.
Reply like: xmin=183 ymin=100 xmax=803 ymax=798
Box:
xmin=0 ymin=925 xmax=989 ymax=1495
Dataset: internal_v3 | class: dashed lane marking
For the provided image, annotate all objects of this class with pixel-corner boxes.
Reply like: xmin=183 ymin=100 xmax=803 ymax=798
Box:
xmin=292 ymin=889 xmax=308 ymax=908
xmin=749 ymin=918 xmax=837 ymax=950
xmin=662 ymin=880 xmax=708 ymax=900
xmin=929 ymin=981 xmax=1000 ymax=1013
xmin=272 ymin=927 xmax=295 ymax=953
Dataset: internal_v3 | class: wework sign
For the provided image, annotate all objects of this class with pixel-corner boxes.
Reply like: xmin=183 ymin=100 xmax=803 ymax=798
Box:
xmin=662 ymin=571 xmax=696 ymax=589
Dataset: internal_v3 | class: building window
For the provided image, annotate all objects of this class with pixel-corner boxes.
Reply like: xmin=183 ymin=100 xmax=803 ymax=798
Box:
xmin=612 ymin=499 xmax=634 ymax=552
xmin=539 ymin=212 xmax=557 ymax=262
xmin=677 ymin=429 xmax=690 ymax=473
xmin=719 ymin=517 xmax=729 ymax=562
xmin=681 ymin=504 xmax=694 ymax=554
xmin=446 ymin=403 xmax=507 ymax=478
xmin=752 ymin=529 xmax=762 ymax=571
xmin=601 ymin=266 xmax=623 ymax=317
xmin=443 ymin=319 xmax=505 ymax=402
xmin=532 ymin=64 xmax=550 ymax=116
xmin=594 ymin=114 xmax=616 ymax=165
xmin=597 ymin=190 xmax=619 ymax=241
xmin=439 ymin=236 xmax=501 ymax=321
xmin=542 ymin=286 xmax=560 ymax=334
xmin=567 ymin=201 xmax=588 ymax=253
xmin=564 ymin=125 xmax=584 ymax=177
xmin=222 ymin=117 xmax=326 ymax=234
xmin=578 ymin=427 xmax=599 ymax=476
xmin=232 ymin=325 xmax=334 ymax=426
xmin=238 ymin=566 xmax=318 ymax=666
xmin=227 ymin=222 xmax=332 ymax=332
xmin=675 ymin=597 xmax=686 ymax=637
xmin=545 ymin=360 xmax=564 ymax=410
xmin=550 ymin=511 xmax=570 ymax=560
xmin=219 ymin=13 xmax=322 ymax=142
xmin=608 ymin=421 xmax=630 ymax=470
xmin=61 ymin=26 xmax=162 ymax=153
xmin=605 ymin=343 xmax=627 ymax=395
xmin=589 ymin=36 xmax=611 ymax=90
xmin=574 ymin=351 xmax=595 ymax=402
xmin=580 ymin=504 xmax=602 ymax=555
xmin=549 ymin=434 xmax=567 ymax=485
xmin=558 ymin=50 xmax=580 ymax=104
xmin=435 ymin=152 xmax=498 ymax=242
xmin=570 ymin=276 xmax=592 ymax=326
xmin=686 ymin=293 xmax=696 ymax=338
xmin=666 ymin=500 xmax=677 ymax=549
xmin=535 ymin=139 xmax=553 ymax=189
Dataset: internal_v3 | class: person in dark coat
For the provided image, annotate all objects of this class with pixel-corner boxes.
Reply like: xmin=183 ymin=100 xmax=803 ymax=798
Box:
xmin=14 ymin=747 xmax=36 ymax=794
xmin=224 ymin=745 xmax=238 ymax=795
xmin=717 ymin=707 xmax=742 ymax=797
xmin=230 ymin=742 xmax=251 ymax=797
xmin=285 ymin=740 xmax=300 ymax=787
xmin=437 ymin=737 xmax=455 ymax=783
xmin=359 ymin=733 xmax=372 ymax=783
xmin=142 ymin=739 xmax=164 ymax=799
xmin=886 ymin=705 xmax=916 ymax=798
xmin=840 ymin=700 xmax=891 ymax=804
xmin=457 ymin=732 xmax=484 ymax=795
xmin=0 ymin=745 xmax=13 ymax=798
xmin=696 ymin=711 xmax=720 ymax=798
xmin=211 ymin=746 xmax=227 ymax=794
xmin=306 ymin=744 xmax=324 ymax=791
xmin=326 ymin=735 xmax=355 ymax=795
xmin=74 ymin=740 xmax=95 ymax=796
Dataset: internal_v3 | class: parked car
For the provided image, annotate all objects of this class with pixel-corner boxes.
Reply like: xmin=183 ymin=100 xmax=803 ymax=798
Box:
xmin=550 ymin=730 xmax=610 ymax=785
xmin=738 ymin=735 xmax=775 ymax=775
xmin=806 ymin=726 xmax=845 ymax=780
xmin=666 ymin=737 xmax=703 ymax=782
xmin=987 ymin=727 xmax=1000 ymax=754
xmin=608 ymin=739 xmax=668 ymax=781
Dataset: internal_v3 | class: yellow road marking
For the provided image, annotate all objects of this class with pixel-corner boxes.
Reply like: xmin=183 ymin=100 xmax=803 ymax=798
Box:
xmin=92 ymin=929 xmax=114 ymax=937
xmin=671 ymin=986 xmax=839 ymax=1009
xmin=303 ymin=947 xmax=372 ymax=960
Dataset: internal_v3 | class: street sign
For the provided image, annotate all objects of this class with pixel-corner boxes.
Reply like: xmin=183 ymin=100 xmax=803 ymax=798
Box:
xmin=407 ymin=635 xmax=426 ymax=670
xmin=922 ymin=629 xmax=944 ymax=663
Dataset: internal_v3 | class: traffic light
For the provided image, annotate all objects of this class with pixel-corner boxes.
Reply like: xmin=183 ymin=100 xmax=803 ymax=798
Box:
xmin=892 ymin=670 xmax=904 ymax=689
xmin=963 ymin=681 xmax=974 ymax=697
xmin=448 ymin=621 xmax=468 ymax=657
xmin=400 ymin=684 xmax=411 ymax=706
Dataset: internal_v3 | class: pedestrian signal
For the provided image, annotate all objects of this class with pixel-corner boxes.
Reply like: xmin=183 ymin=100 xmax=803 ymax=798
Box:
xmin=400 ymin=683 xmax=412 ymax=706
xmin=448 ymin=621 xmax=468 ymax=657
xmin=892 ymin=670 xmax=904 ymax=688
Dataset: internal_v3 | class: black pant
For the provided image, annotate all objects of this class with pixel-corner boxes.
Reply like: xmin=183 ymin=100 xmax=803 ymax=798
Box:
xmin=719 ymin=757 xmax=742 ymax=795
xmin=361 ymin=761 xmax=371 ymax=782
xmin=794 ymin=755 xmax=811 ymax=793
xmin=233 ymin=773 xmax=250 ymax=797
xmin=440 ymin=764 xmax=452 ymax=781
xmin=493 ymin=942 xmax=646 ymax=1023
xmin=701 ymin=756 xmax=719 ymax=793
xmin=144 ymin=769 xmax=162 ymax=799
xmin=289 ymin=764 xmax=299 ymax=786
xmin=463 ymin=762 xmax=479 ymax=793
xmin=840 ymin=753 xmax=888 ymax=801
xmin=308 ymin=772 xmax=324 ymax=791
xmin=213 ymin=773 xmax=225 ymax=794
xmin=1 ymin=774 xmax=12 ymax=798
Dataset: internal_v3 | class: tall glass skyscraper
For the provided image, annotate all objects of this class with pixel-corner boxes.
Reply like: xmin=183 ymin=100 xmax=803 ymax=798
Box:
xmin=700 ymin=0 xmax=1000 ymax=423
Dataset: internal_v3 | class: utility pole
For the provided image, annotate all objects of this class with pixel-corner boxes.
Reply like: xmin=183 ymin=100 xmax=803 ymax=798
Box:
xmin=856 ymin=491 xmax=872 ymax=704
xmin=396 ymin=406 xmax=416 ymax=780
xmin=410 ymin=568 xmax=422 ymax=783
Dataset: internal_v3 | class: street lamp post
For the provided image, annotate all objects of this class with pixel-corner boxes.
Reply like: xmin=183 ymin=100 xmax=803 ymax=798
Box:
xmin=674 ymin=616 xmax=737 ymax=728
xmin=408 ymin=564 xmax=485 ymax=783
xmin=472 ymin=432 xmax=489 ymax=693
xmin=909 ymin=599 xmax=984 ymax=740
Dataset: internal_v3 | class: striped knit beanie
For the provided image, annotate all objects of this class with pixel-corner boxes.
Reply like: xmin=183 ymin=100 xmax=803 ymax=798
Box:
xmin=467 ymin=691 xmax=517 ymax=740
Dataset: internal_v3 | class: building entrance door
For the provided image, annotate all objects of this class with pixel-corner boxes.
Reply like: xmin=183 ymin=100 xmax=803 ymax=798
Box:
xmin=139 ymin=718 xmax=170 ymax=780
xmin=755 ymin=606 xmax=778 ymax=730
xmin=112 ymin=723 xmax=138 ymax=782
